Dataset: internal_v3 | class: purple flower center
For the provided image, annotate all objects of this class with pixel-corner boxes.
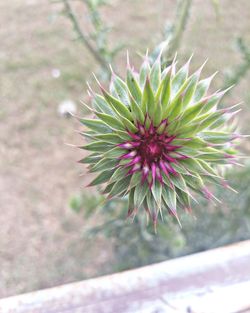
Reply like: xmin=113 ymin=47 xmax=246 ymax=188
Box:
xmin=138 ymin=133 xmax=165 ymax=163
xmin=118 ymin=119 xmax=188 ymax=186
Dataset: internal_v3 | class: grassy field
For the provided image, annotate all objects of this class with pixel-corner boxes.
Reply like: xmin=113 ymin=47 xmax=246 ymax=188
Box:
xmin=0 ymin=0 xmax=250 ymax=298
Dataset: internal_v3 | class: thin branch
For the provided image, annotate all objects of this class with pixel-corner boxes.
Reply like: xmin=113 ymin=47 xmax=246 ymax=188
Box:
xmin=223 ymin=38 xmax=250 ymax=89
xmin=165 ymin=0 xmax=193 ymax=59
xmin=62 ymin=0 xmax=109 ymax=71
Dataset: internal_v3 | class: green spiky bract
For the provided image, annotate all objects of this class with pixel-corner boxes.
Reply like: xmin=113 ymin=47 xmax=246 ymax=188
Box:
xmin=78 ymin=52 xmax=241 ymax=229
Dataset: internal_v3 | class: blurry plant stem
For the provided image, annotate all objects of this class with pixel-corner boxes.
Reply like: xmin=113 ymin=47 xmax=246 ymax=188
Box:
xmin=223 ymin=38 xmax=250 ymax=89
xmin=165 ymin=0 xmax=192 ymax=60
xmin=62 ymin=0 xmax=109 ymax=72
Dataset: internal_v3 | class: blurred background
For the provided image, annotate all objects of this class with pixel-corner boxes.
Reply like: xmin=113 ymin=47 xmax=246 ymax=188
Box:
xmin=0 ymin=0 xmax=250 ymax=298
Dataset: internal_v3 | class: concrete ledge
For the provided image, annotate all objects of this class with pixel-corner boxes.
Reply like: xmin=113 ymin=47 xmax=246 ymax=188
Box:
xmin=1 ymin=240 xmax=250 ymax=313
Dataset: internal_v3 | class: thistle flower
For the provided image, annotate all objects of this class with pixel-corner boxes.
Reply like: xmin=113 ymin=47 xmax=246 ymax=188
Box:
xmin=78 ymin=53 xmax=241 ymax=228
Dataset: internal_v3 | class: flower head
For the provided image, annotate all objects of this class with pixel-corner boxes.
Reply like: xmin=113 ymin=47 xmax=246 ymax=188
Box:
xmin=79 ymin=53 xmax=241 ymax=228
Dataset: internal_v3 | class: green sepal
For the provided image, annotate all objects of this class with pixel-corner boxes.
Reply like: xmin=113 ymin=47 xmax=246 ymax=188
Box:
xmin=180 ymin=158 xmax=212 ymax=176
xmin=160 ymin=71 xmax=172 ymax=121
xmin=199 ymin=95 xmax=220 ymax=116
xmin=92 ymin=95 xmax=113 ymax=115
xmin=195 ymin=110 xmax=225 ymax=131
xmin=95 ymin=112 xmax=124 ymax=130
xmin=128 ymin=188 xmax=135 ymax=210
xmin=171 ymin=58 xmax=190 ymax=95
xmin=79 ymin=118 xmax=111 ymax=133
xmin=81 ymin=141 xmax=113 ymax=152
xmin=78 ymin=131 xmax=95 ymax=140
xmin=152 ymin=180 xmax=162 ymax=208
xmin=88 ymin=170 xmax=115 ymax=186
xmin=171 ymin=163 xmax=190 ymax=175
xmin=146 ymin=192 xmax=155 ymax=215
xmin=128 ymin=172 xmax=142 ymax=190
xmin=179 ymin=98 xmax=207 ymax=125
xmin=78 ymin=153 xmax=101 ymax=164
xmin=167 ymin=94 xmax=184 ymax=122
xmin=126 ymin=68 xmax=142 ymax=104
xmin=118 ymin=114 xmax=138 ymax=133
xmin=109 ymin=167 xmax=128 ymax=184
xmin=150 ymin=54 xmax=161 ymax=92
xmin=102 ymin=89 xmax=133 ymax=121
xmin=163 ymin=71 xmax=192 ymax=120
xmin=199 ymin=131 xmax=235 ymax=144
xmin=111 ymin=73 xmax=130 ymax=106
xmin=139 ymin=57 xmax=151 ymax=88
xmin=172 ymin=138 xmax=207 ymax=149
xmin=94 ymin=133 xmax=124 ymax=144
xmin=200 ymin=89 xmax=230 ymax=115
xmin=130 ymin=95 xmax=145 ymax=125
xmin=134 ymin=182 xmax=149 ymax=208
xmin=197 ymin=159 xmax=220 ymax=177
xmin=90 ymin=158 xmax=118 ymax=173
xmin=141 ymin=78 xmax=154 ymax=116
xmin=193 ymin=73 xmax=216 ymax=102
xmin=108 ymin=176 xmax=131 ymax=198
xmin=184 ymin=174 xmax=204 ymax=192
xmin=170 ymin=174 xmax=189 ymax=194
xmin=176 ymin=188 xmax=191 ymax=209
xmin=153 ymin=101 xmax=163 ymax=126
xmin=103 ymin=147 xmax=123 ymax=159
xmin=171 ymin=147 xmax=198 ymax=158
xmin=115 ymin=130 xmax=131 ymax=140
xmin=182 ymin=70 xmax=200 ymax=107
xmin=162 ymin=185 xmax=177 ymax=212
xmin=197 ymin=152 xmax=226 ymax=161
xmin=102 ymin=182 xmax=115 ymax=194
xmin=171 ymin=122 xmax=199 ymax=138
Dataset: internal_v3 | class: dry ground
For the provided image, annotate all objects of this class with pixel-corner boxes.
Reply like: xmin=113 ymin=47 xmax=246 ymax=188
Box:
xmin=0 ymin=0 xmax=250 ymax=298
